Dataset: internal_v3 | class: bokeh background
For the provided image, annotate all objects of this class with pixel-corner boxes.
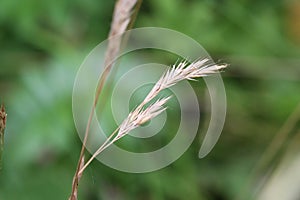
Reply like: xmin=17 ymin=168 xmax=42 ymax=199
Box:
xmin=0 ymin=0 xmax=300 ymax=199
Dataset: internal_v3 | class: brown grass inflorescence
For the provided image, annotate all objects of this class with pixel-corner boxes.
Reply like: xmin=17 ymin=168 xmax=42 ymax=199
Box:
xmin=78 ymin=58 xmax=227 ymax=174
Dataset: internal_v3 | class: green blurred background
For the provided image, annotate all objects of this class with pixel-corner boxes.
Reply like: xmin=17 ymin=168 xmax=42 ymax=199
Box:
xmin=0 ymin=0 xmax=300 ymax=199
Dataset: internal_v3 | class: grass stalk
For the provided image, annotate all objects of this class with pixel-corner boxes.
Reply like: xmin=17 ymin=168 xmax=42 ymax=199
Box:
xmin=69 ymin=1 xmax=142 ymax=199
xmin=0 ymin=104 xmax=7 ymax=171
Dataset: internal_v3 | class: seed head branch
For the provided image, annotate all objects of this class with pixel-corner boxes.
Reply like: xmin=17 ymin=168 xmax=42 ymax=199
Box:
xmin=144 ymin=58 xmax=227 ymax=103
xmin=81 ymin=58 xmax=227 ymax=171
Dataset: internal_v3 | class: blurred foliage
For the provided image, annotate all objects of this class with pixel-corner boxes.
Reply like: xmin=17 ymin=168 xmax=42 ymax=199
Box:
xmin=0 ymin=0 xmax=300 ymax=200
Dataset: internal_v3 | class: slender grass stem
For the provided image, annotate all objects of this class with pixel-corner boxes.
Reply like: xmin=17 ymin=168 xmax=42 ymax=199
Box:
xmin=0 ymin=104 xmax=6 ymax=171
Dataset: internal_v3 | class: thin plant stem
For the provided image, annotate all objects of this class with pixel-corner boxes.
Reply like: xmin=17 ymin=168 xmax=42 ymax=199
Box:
xmin=0 ymin=104 xmax=6 ymax=171
xmin=254 ymin=101 xmax=300 ymax=172
xmin=69 ymin=107 xmax=94 ymax=200
xmin=78 ymin=128 xmax=119 ymax=175
xmin=95 ymin=0 xmax=143 ymax=118
xmin=69 ymin=1 xmax=142 ymax=198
